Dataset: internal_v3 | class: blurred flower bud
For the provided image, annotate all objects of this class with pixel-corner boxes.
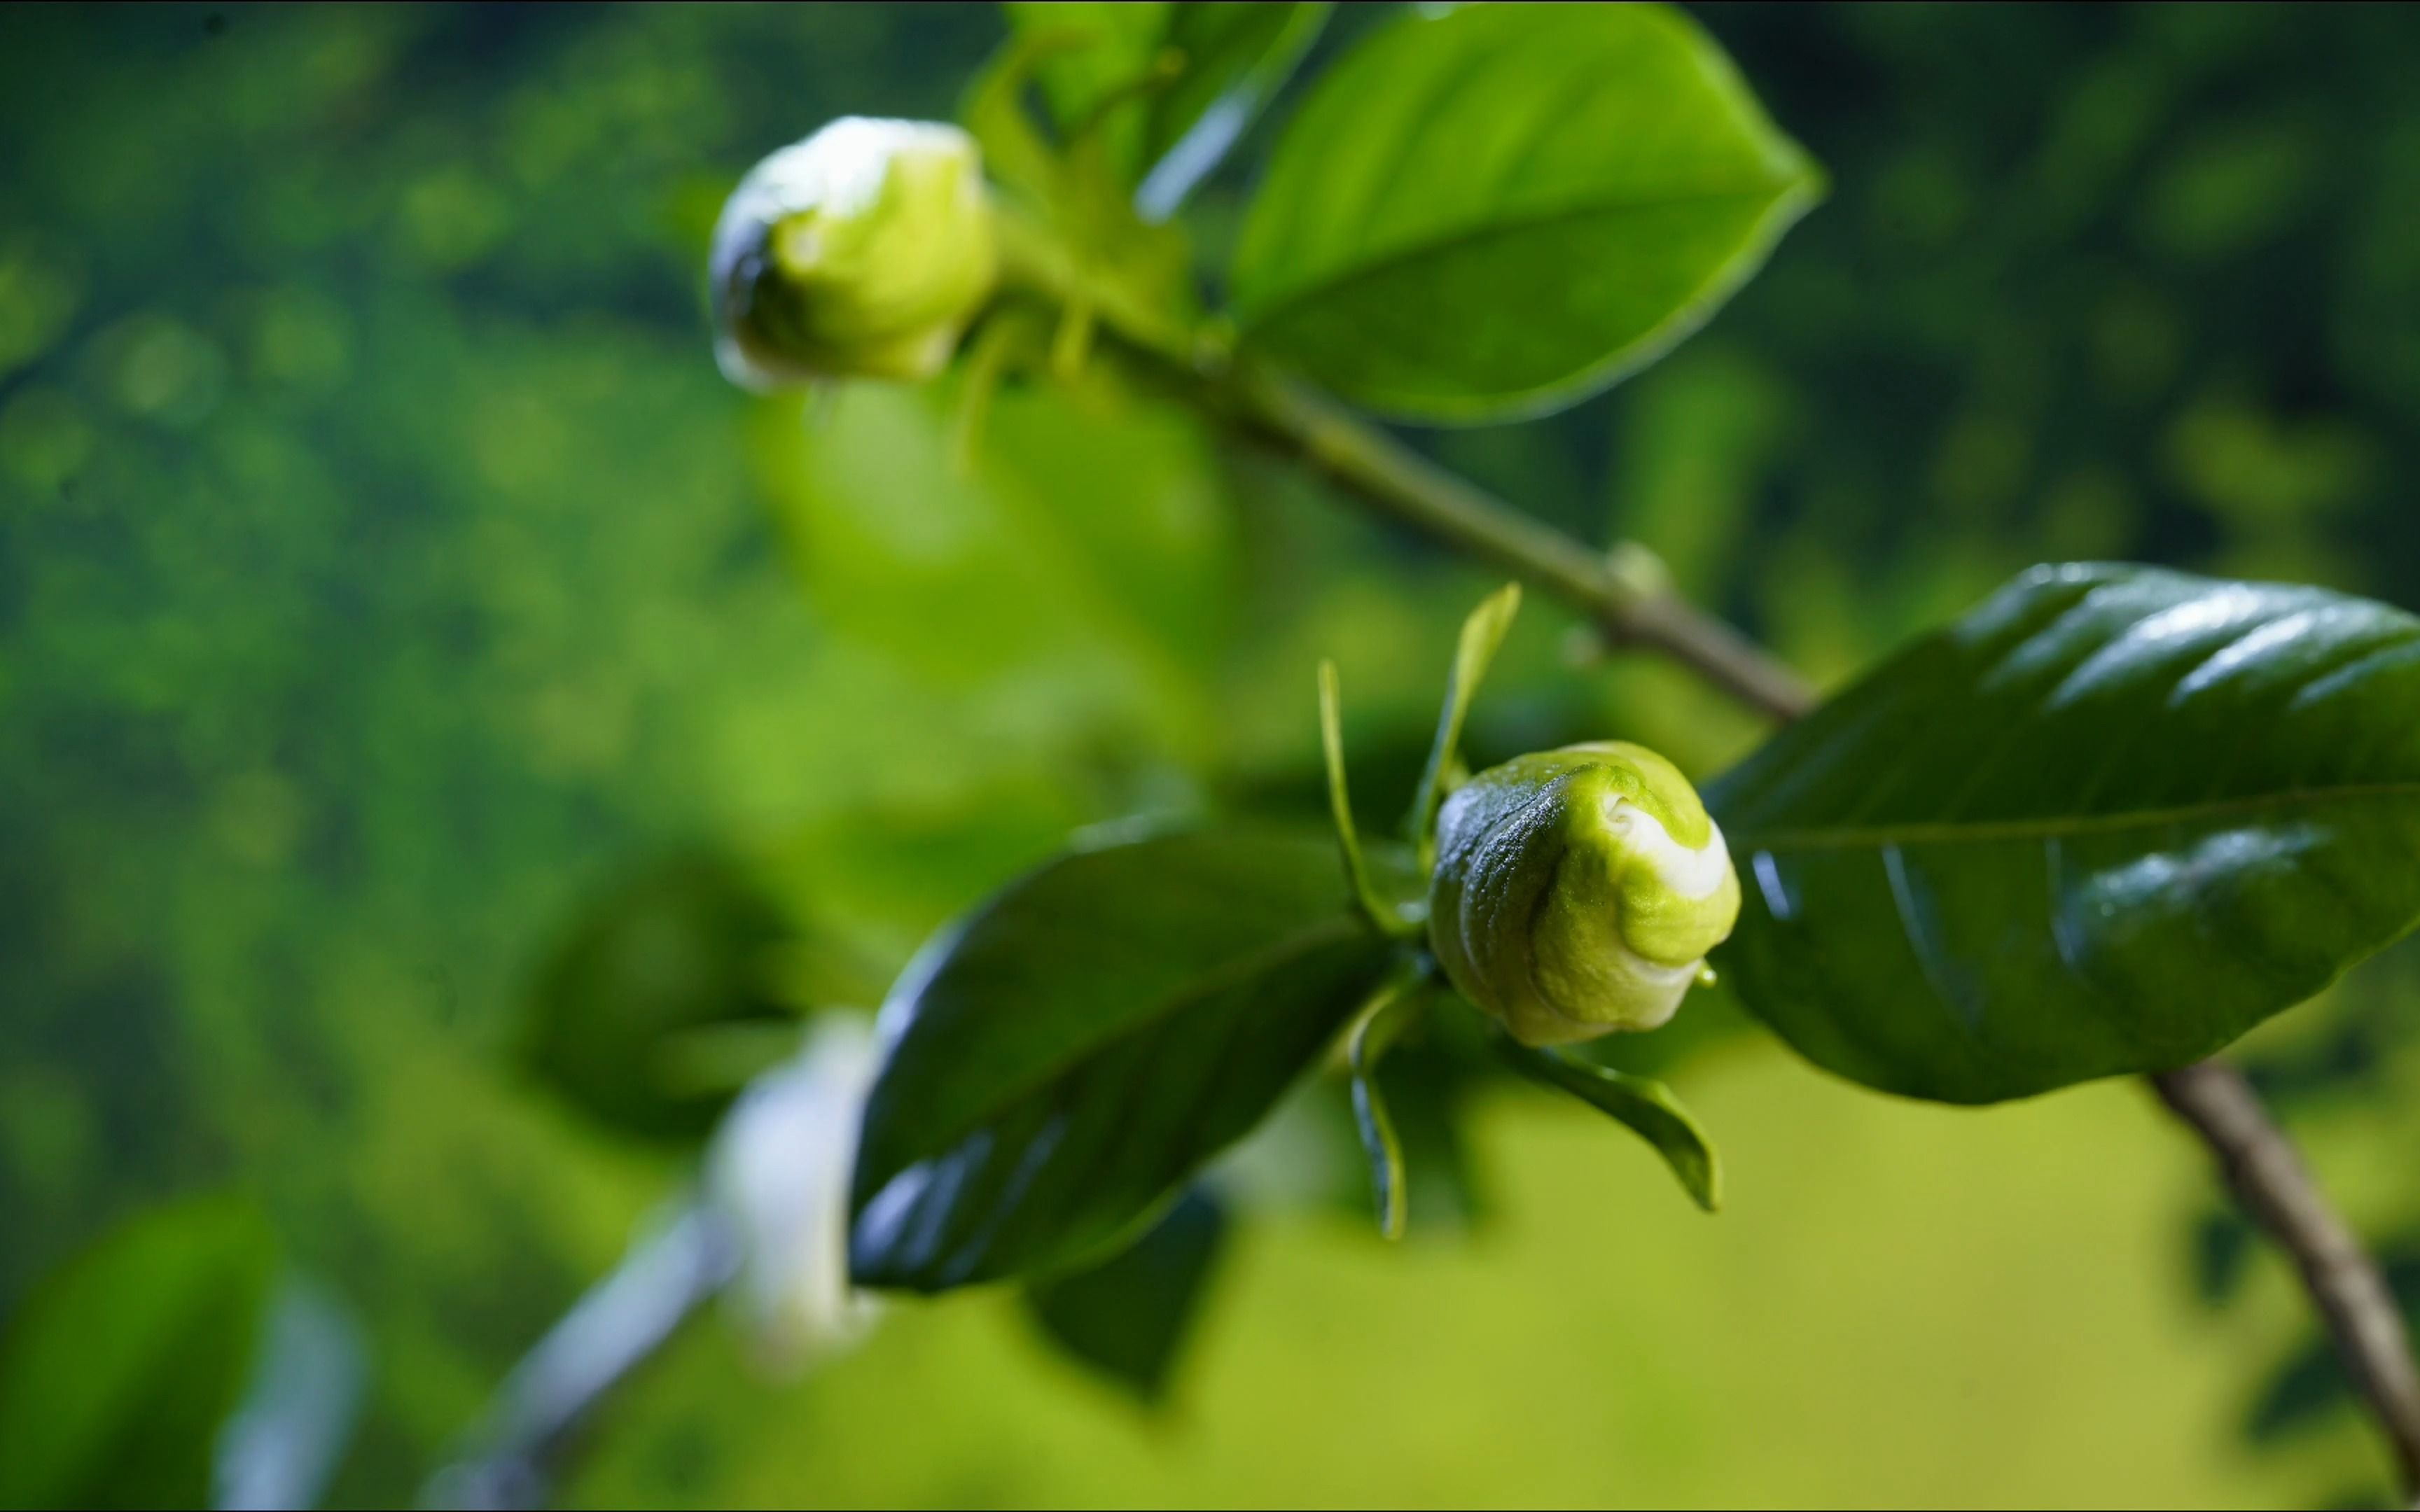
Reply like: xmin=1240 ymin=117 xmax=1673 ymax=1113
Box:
xmin=706 ymin=1015 xmax=882 ymax=1373
xmin=710 ymin=118 xmax=1000 ymax=388
xmin=1428 ymin=742 xmax=1739 ymax=1046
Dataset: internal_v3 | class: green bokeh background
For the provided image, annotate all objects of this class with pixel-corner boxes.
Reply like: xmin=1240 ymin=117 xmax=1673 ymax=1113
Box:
xmin=4 ymin=2 xmax=2418 ymax=1505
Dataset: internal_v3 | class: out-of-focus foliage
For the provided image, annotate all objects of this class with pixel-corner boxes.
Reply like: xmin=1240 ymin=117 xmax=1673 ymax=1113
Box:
xmin=1 ymin=3 xmax=2416 ymax=1506
xmin=0 ymin=1197 xmax=274 ymax=1509
xmin=1024 ymin=1184 xmax=1230 ymax=1405
xmin=517 ymin=853 xmax=807 ymax=1145
xmin=1005 ymin=1 xmax=1329 ymax=216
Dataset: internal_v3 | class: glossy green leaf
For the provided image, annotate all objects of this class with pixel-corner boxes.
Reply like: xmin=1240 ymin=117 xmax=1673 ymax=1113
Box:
xmin=1230 ymin=2 xmax=1820 ymax=423
xmin=1024 ymin=1186 xmax=1229 ymax=1404
xmin=1713 ymin=563 xmax=2420 ymax=1104
xmin=1004 ymin=2 xmax=1330 ymax=214
xmin=849 ymin=827 xmax=1395 ymax=1292
xmin=0 ymin=1197 xmax=277 ymax=1510
xmin=1496 ymin=1040 xmax=1721 ymax=1212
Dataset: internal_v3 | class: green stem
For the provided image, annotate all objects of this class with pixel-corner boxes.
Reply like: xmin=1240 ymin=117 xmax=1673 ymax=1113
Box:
xmin=1017 ymin=233 xmax=1817 ymax=722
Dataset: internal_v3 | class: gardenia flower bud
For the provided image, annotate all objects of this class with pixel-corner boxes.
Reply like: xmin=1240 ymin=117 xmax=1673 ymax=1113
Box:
xmin=1428 ymin=741 xmax=1740 ymax=1047
xmin=710 ymin=118 xmax=999 ymax=388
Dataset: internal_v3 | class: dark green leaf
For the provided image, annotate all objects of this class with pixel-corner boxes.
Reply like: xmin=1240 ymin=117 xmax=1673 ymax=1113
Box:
xmin=1230 ymin=2 xmax=1820 ymax=423
xmin=2190 ymin=1205 xmax=2257 ymax=1310
xmin=519 ymin=853 xmax=807 ymax=1144
xmin=0 ymin=1198 xmax=277 ymax=1511
xmin=1003 ymin=2 xmax=1330 ymax=212
xmin=2244 ymin=1244 xmax=2420 ymax=1444
xmin=2246 ymin=1340 xmax=2346 ymax=1444
xmin=1024 ymin=1186 xmax=1228 ymax=1404
xmin=1496 ymin=1039 xmax=1721 ymax=1211
xmin=849 ymin=827 xmax=1395 ymax=1292
xmin=1713 ymin=564 xmax=2420 ymax=1104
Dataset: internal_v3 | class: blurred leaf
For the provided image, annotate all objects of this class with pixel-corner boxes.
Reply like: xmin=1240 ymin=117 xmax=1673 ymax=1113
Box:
xmin=1024 ymin=1184 xmax=1228 ymax=1404
xmin=1134 ymin=3 xmax=1330 ymax=218
xmin=1714 ymin=564 xmax=2420 ymax=1105
xmin=1004 ymin=2 xmax=1329 ymax=215
xmin=1496 ymin=1039 xmax=1721 ymax=1212
xmin=2244 ymin=1243 xmax=2420 ymax=1445
xmin=0 ymin=1196 xmax=276 ymax=1511
xmin=1005 ymin=1 xmax=1173 ymax=186
xmin=2138 ymin=118 xmax=2316 ymax=262
xmin=752 ymin=381 xmax=1228 ymax=735
xmin=2246 ymin=1339 xmax=2346 ymax=1445
xmin=2242 ymin=1016 xmax=2397 ymax=1111
xmin=961 ymin=15 xmax=1202 ymax=333
xmin=519 ymin=853 xmax=803 ymax=1144
xmin=1230 ymin=2 xmax=1819 ymax=423
xmin=2190 ymin=1205 xmax=2257 ymax=1310
xmin=849 ymin=827 xmax=1394 ymax=1292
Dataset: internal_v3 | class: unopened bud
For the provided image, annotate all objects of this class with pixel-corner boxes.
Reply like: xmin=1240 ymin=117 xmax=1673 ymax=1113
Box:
xmin=711 ymin=118 xmax=999 ymax=388
xmin=1428 ymin=742 xmax=1739 ymax=1046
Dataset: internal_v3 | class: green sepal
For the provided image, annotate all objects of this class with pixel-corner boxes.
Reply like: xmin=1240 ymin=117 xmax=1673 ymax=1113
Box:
xmin=1496 ymin=1037 xmax=1722 ymax=1212
xmin=1345 ymin=963 xmax=1433 ymax=1240
xmin=1409 ymin=582 xmax=1522 ymax=870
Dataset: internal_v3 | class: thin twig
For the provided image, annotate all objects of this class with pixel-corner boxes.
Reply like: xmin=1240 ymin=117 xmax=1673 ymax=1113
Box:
xmin=1104 ymin=323 xmax=2420 ymax=1499
xmin=2154 ymin=1063 xmax=2420 ymax=1499
xmin=421 ymin=1202 xmax=737 ymax=1511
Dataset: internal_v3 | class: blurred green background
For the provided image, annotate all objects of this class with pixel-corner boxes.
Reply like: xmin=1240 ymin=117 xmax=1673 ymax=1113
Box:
xmin=4 ymin=2 xmax=2419 ymax=1506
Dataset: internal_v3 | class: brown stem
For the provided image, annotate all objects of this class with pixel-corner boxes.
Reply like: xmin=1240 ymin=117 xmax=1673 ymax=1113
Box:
xmin=1122 ymin=330 xmax=2420 ymax=1498
xmin=2154 ymin=1063 xmax=2420 ymax=1498
xmin=1221 ymin=370 xmax=1819 ymax=722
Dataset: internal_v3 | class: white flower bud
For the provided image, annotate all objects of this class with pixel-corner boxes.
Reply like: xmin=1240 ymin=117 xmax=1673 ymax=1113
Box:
xmin=711 ymin=118 xmax=999 ymax=388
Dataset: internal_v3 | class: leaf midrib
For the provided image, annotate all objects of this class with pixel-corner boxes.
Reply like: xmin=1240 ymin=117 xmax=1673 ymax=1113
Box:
xmin=868 ymin=911 xmax=1377 ymax=1185
xmin=1729 ymin=780 xmax=2420 ymax=851
xmin=1240 ymin=181 xmax=1809 ymax=330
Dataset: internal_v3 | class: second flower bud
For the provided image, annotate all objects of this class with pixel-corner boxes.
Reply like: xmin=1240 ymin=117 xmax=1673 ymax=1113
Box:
xmin=710 ymin=117 xmax=1000 ymax=388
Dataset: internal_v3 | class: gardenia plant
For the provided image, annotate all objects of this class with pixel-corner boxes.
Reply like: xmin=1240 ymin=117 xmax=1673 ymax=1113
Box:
xmin=532 ymin=3 xmax=2420 ymax=1499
